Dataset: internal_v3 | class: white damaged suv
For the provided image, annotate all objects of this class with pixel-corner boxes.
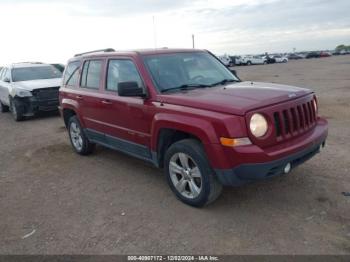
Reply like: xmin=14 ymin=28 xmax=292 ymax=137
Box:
xmin=0 ymin=62 xmax=62 ymax=121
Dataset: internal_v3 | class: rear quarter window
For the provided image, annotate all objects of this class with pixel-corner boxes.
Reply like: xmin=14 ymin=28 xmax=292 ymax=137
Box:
xmin=63 ymin=61 xmax=81 ymax=86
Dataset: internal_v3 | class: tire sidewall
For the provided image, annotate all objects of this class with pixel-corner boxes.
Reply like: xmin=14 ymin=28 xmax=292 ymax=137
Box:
xmin=10 ymin=98 xmax=23 ymax=121
xmin=164 ymin=140 xmax=213 ymax=207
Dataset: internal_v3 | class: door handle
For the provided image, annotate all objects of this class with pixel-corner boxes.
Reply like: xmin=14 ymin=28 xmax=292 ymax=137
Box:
xmin=101 ymin=100 xmax=112 ymax=105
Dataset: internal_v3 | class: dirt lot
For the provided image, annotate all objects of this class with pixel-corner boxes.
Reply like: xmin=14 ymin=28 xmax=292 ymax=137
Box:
xmin=0 ymin=55 xmax=349 ymax=255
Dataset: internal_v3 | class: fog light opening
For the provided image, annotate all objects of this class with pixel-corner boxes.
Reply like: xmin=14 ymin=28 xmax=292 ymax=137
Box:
xmin=284 ymin=163 xmax=292 ymax=174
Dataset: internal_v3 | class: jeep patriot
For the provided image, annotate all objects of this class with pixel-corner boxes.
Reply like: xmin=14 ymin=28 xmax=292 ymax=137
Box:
xmin=59 ymin=48 xmax=328 ymax=207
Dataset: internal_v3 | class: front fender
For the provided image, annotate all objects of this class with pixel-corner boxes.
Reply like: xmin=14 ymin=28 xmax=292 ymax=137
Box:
xmin=151 ymin=113 xmax=219 ymax=150
xmin=150 ymin=113 xmax=232 ymax=168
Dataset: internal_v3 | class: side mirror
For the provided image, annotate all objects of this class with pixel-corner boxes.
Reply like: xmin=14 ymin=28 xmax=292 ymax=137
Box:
xmin=3 ymin=77 xmax=10 ymax=83
xmin=118 ymin=81 xmax=146 ymax=97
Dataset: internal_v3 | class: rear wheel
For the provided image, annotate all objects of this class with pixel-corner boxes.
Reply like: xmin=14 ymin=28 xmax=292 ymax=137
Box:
xmin=10 ymin=98 xmax=24 ymax=121
xmin=0 ymin=101 xmax=9 ymax=113
xmin=164 ymin=139 xmax=223 ymax=207
xmin=68 ymin=115 xmax=95 ymax=155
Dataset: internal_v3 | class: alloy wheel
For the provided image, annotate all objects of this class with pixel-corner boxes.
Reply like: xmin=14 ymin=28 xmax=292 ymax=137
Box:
xmin=70 ymin=122 xmax=83 ymax=151
xmin=169 ymin=152 xmax=202 ymax=199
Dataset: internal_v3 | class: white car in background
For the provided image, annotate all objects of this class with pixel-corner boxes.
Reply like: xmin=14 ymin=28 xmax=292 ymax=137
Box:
xmin=273 ymin=55 xmax=288 ymax=63
xmin=241 ymin=55 xmax=267 ymax=65
xmin=0 ymin=62 xmax=62 ymax=121
xmin=217 ymin=55 xmax=231 ymax=66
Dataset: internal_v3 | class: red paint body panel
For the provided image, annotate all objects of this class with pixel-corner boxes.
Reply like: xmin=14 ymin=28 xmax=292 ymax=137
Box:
xmin=59 ymin=49 xmax=328 ymax=173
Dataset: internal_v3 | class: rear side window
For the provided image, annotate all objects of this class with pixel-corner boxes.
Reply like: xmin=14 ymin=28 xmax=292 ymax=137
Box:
xmin=63 ymin=61 xmax=80 ymax=86
xmin=81 ymin=60 xmax=102 ymax=89
xmin=106 ymin=60 xmax=143 ymax=92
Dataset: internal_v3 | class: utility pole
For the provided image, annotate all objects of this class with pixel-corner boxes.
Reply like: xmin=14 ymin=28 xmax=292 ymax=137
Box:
xmin=192 ymin=34 xmax=195 ymax=49
xmin=153 ymin=16 xmax=157 ymax=49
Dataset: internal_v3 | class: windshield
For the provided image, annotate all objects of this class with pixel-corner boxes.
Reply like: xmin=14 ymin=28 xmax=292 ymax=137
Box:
xmin=143 ymin=52 xmax=239 ymax=93
xmin=12 ymin=66 xmax=62 ymax=82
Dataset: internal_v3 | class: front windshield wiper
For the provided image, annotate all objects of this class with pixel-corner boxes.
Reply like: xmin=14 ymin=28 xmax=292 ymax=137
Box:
xmin=161 ymin=84 xmax=211 ymax=93
xmin=210 ymin=79 xmax=238 ymax=87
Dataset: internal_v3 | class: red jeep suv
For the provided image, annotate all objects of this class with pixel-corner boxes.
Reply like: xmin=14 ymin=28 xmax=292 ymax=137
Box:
xmin=59 ymin=48 xmax=328 ymax=207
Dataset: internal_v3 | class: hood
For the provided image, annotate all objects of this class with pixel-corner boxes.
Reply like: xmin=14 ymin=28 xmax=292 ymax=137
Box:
xmin=13 ymin=78 xmax=62 ymax=91
xmin=158 ymin=81 xmax=313 ymax=115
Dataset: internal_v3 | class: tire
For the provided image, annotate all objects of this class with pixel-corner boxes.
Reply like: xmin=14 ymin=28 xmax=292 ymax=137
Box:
xmin=68 ymin=115 xmax=95 ymax=155
xmin=164 ymin=139 xmax=223 ymax=207
xmin=247 ymin=61 xmax=252 ymax=66
xmin=0 ymin=101 xmax=9 ymax=113
xmin=10 ymin=98 xmax=24 ymax=121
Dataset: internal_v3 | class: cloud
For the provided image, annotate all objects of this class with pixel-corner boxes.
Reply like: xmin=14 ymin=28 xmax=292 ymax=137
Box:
xmin=0 ymin=0 xmax=349 ymax=63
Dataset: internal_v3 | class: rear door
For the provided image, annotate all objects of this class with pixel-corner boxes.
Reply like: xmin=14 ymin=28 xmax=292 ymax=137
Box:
xmin=78 ymin=59 xmax=106 ymax=136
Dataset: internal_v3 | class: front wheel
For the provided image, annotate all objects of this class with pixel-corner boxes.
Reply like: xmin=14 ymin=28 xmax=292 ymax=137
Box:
xmin=10 ymin=98 xmax=24 ymax=121
xmin=164 ymin=139 xmax=223 ymax=207
xmin=0 ymin=101 xmax=9 ymax=113
xmin=68 ymin=116 xmax=95 ymax=155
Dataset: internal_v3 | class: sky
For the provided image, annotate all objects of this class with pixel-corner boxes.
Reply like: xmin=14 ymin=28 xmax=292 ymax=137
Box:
xmin=0 ymin=0 xmax=349 ymax=64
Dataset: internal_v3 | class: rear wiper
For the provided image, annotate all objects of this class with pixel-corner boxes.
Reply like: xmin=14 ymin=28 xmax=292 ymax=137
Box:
xmin=210 ymin=79 xmax=238 ymax=87
xmin=161 ymin=84 xmax=210 ymax=93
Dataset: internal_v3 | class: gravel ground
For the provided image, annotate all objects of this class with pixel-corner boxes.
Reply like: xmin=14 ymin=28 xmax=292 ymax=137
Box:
xmin=0 ymin=55 xmax=349 ymax=255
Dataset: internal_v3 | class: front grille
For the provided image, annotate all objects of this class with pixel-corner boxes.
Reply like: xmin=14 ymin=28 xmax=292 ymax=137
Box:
xmin=32 ymin=87 xmax=60 ymax=101
xmin=273 ymin=98 xmax=317 ymax=141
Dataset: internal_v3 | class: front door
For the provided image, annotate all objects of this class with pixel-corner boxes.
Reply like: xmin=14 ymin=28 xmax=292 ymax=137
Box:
xmin=97 ymin=58 xmax=153 ymax=159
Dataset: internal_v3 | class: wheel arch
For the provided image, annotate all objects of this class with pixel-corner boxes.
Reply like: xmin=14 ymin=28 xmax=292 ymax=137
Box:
xmin=151 ymin=114 xmax=219 ymax=168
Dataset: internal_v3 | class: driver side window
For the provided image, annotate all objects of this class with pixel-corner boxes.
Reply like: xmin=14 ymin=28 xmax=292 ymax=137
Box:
xmin=106 ymin=59 xmax=143 ymax=92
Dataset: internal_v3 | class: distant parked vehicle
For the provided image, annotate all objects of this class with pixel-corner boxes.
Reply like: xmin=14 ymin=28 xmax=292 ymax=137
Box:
xmin=0 ymin=62 xmax=62 ymax=121
xmin=233 ymin=56 xmax=244 ymax=65
xmin=273 ymin=55 xmax=288 ymax=63
xmin=288 ymin=53 xmax=303 ymax=60
xmin=262 ymin=56 xmax=276 ymax=64
xmin=241 ymin=55 xmax=267 ymax=65
xmin=306 ymin=52 xmax=321 ymax=59
xmin=218 ymin=55 xmax=231 ymax=67
xmin=319 ymin=51 xmax=332 ymax=58
xmin=228 ymin=56 xmax=238 ymax=66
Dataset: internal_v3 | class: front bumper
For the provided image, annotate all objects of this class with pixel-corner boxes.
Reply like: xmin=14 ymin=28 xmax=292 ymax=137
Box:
xmin=215 ymin=139 xmax=326 ymax=186
xmin=18 ymin=97 xmax=59 ymax=116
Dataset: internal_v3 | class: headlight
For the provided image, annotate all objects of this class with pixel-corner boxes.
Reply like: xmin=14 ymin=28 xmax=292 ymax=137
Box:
xmin=250 ymin=113 xmax=268 ymax=137
xmin=15 ymin=88 xmax=32 ymax=98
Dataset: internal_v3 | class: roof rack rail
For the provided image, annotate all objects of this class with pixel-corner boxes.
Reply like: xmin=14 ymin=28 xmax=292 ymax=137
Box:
xmin=74 ymin=48 xmax=115 ymax=57
xmin=14 ymin=62 xmax=43 ymax=64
